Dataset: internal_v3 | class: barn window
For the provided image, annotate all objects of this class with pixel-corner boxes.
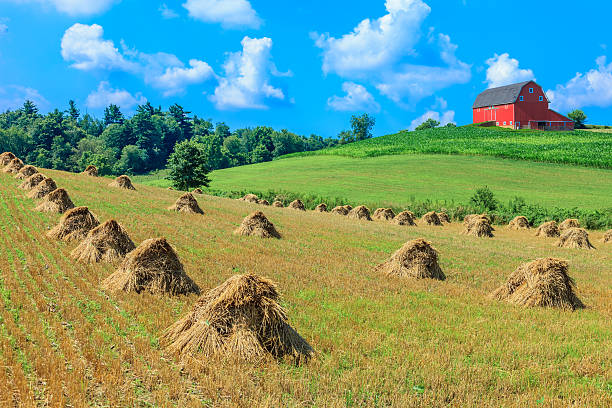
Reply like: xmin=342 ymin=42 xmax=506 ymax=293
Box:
xmin=503 ymin=121 xmax=507 ymax=125
xmin=529 ymin=88 xmax=534 ymax=93
xmin=510 ymin=121 xmax=513 ymax=125
xmin=496 ymin=122 xmax=499 ymax=126
xmin=520 ymin=96 xmax=524 ymax=101
xmin=539 ymin=96 xmax=544 ymax=101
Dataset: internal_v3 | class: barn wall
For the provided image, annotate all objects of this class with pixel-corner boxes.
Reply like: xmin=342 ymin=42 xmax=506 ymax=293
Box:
xmin=514 ymin=83 xmax=550 ymax=127
xmin=473 ymin=104 xmax=514 ymax=127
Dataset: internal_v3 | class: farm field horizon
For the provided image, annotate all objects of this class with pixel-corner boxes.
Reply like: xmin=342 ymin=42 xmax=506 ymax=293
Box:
xmin=0 ymin=168 xmax=610 ymax=406
xmin=136 ymin=153 xmax=612 ymax=212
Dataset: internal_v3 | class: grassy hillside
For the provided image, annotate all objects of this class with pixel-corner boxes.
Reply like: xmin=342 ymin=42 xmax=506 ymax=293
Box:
xmin=286 ymin=127 xmax=612 ymax=169
xmin=1 ymin=169 xmax=611 ymax=406
xmin=201 ymin=154 xmax=612 ymax=212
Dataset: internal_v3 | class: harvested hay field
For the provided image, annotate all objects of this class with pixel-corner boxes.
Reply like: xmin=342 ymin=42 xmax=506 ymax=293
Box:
xmin=373 ymin=208 xmax=395 ymax=221
xmin=464 ymin=214 xmax=490 ymax=226
xmin=508 ymin=216 xmax=530 ymax=230
xmin=4 ymin=157 xmax=24 ymax=174
xmin=234 ymin=211 xmax=281 ymax=239
xmin=0 ymin=151 xmax=16 ymax=166
xmin=0 ymin=167 xmax=610 ymax=407
xmin=163 ymin=273 xmax=314 ymax=364
xmin=272 ymin=200 xmax=284 ymax=207
xmin=314 ymin=203 xmax=328 ymax=212
xmin=82 ymin=165 xmax=98 ymax=177
xmin=393 ymin=210 xmax=416 ymax=226
xmin=240 ymin=194 xmax=260 ymax=203
xmin=348 ymin=205 xmax=372 ymax=221
xmin=101 ymin=237 xmax=199 ymax=296
xmin=490 ymin=258 xmax=584 ymax=310
xmin=463 ymin=216 xmax=495 ymax=238
xmin=604 ymin=230 xmax=612 ymax=243
xmin=535 ymin=221 xmax=560 ymax=238
xmin=18 ymin=172 xmax=45 ymax=190
xmin=168 ymin=193 xmax=204 ymax=214
xmin=34 ymin=188 xmax=75 ymax=213
xmin=421 ymin=211 xmax=442 ymax=226
xmin=288 ymin=199 xmax=306 ymax=211
xmin=71 ymin=220 xmax=136 ymax=263
xmin=47 ymin=206 xmax=100 ymax=242
xmin=15 ymin=165 xmax=38 ymax=180
xmin=258 ymin=199 xmax=270 ymax=206
xmin=331 ymin=205 xmax=352 ymax=216
xmin=27 ymin=177 xmax=57 ymax=199
xmin=559 ymin=218 xmax=580 ymax=231
xmin=375 ymin=238 xmax=445 ymax=280
xmin=556 ymin=228 xmax=595 ymax=250
xmin=438 ymin=212 xmax=450 ymax=223
xmin=109 ymin=175 xmax=136 ymax=190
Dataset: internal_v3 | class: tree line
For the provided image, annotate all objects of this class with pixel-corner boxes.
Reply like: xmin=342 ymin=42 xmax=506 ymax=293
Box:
xmin=0 ymin=99 xmax=376 ymax=177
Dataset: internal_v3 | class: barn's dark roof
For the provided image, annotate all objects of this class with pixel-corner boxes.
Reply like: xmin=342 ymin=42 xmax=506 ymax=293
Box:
xmin=473 ymin=81 xmax=532 ymax=109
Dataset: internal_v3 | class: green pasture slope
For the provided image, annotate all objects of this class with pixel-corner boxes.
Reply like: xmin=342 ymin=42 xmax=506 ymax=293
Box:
xmin=136 ymin=126 xmax=612 ymax=212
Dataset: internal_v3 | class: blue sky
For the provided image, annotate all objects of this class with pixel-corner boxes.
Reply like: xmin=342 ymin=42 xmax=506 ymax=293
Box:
xmin=0 ymin=0 xmax=610 ymax=137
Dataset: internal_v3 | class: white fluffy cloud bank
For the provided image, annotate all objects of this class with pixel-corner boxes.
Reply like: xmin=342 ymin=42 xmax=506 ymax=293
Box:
xmin=61 ymin=23 xmax=215 ymax=96
xmin=1 ymin=0 xmax=119 ymax=16
xmin=409 ymin=109 xmax=455 ymax=131
xmin=86 ymin=81 xmax=146 ymax=109
xmin=485 ymin=53 xmax=535 ymax=88
xmin=313 ymin=0 xmax=471 ymax=106
xmin=327 ymin=82 xmax=380 ymax=112
xmin=547 ymin=56 xmax=612 ymax=112
xmin=183 ymin=0 xmax=261 ymax=29
xmin=211 ymin=36 xmax=287 ymax=110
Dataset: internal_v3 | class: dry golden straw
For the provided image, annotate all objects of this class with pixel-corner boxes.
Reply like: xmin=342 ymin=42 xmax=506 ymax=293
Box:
xmin=373 ymin=208 xmax=395 ymax=221
xmin=192 ymin=188 xmax=203 ymax=194
xmin=162 ymin=273 xmax=314 ymax=364
xmin=234 ymin=211 xmax=281 ymax=239
xmin=421 ymin=211 xmax=442 ymax=226
xmin=348 ymin=205 xmax=372 ymax=221
xmin=71 ymin=220 xmax=136 ymax=263
xmin=288 ymin=200 xmax=306 ymax=211
xmin=35 ymin=188 xmax=75 ymax=214
xmin=535 ymin=221 xmax=560 ymax=238
xmin=101 ymin=238 xmax=199 ymax=296
xmin=508 ymin=216 xmax=530 ymax=230
xmin=462 ymin=215 xmax=494 ymax=237
xmin=3 ymin=158 xmax=24 ymax=174
xmin=438 ymin=212 xmax=451 ymax=223
xmin=375 ymin=238 xmax=445 ymax=280
xmin=331 ymin=205 xmax=352 ymax=216
xmin=490 ymin=258 xmax=584 ymax=310
xmin=27 ymin=177 xmax=57 ymax=199
xmin=314 ymin=203 xmax=328 ymax=212
xmin=47 ymin=206 xmax=100 ymax=242
xmin=15 ymin=165 xmax=38 ymax=180
xmin=272 ymin=200 xmax=284 ymax=208
xmin=240 ymin=194 xmax=260 ymax=203
xmin=555 ymin=228 xmax=595 ymax=250
xmin=559 ymin=219 xmax=580 ymax=231
xmin=109 ymin=175 xmax=136 ymax=190
xmin=82 ymin=165 xmax=98 ymax=177
xmin=393 ymin=211 xmax=416 ymax=226
xmin=19 ymin=173 xmax=46 ymax=190
xmin=604 ymin=230 xmax=612 ymax=243
xmin=168 ymin=193 xmax=204 ymax=214
xmin=0 ymin=152 xmax=16 ymax=166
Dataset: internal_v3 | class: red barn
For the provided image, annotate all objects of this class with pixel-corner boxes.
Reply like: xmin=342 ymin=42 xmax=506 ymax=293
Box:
xmin=472 ymin=81 xmax=574 ymax=130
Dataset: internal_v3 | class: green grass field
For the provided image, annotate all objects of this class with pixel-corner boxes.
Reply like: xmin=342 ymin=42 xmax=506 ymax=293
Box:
xmin=0 ymin=168 xmax=610 ymax=406
xmin=286 ymin=127 xmax=612 ymax=169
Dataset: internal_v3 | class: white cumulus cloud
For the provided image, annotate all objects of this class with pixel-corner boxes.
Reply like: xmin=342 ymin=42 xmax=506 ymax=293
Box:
xmin=547 ymin=56 xmax=612 ymax=112
xmin=409 ymin=109 xmax=455 ymax=130
xmin=61 ymin=23 xmax=137 ymax=71
xmin=327 ymin=82 xmax=380 ymax=112
xmin=485 ymin=53 xmax=535 ymax=88
xmin=86 ymin=81 xmax=146 ymax=109
xmin=61 ymin=23 xmax=216 ymax=96
xmin=211 ymin=36 xmax=286 ymax=110
xmin=150 ymin=59 xmax=215 ymax=96
xmin=1 ymin=0 xmax=120 ymax=16
xmin=0 ymin=85 xmax=49 ymax=111
xmin=159 ymin=3 xmax=178 ymax=19
xmin=312 ymin=0 xmax=470 ymax=106
xmin=183 ymin=0 xmax=261 ymax=29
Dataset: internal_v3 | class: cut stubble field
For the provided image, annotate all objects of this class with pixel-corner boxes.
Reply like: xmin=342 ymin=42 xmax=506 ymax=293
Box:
xmin=0 ymin=169 xmax=611 ymax=407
